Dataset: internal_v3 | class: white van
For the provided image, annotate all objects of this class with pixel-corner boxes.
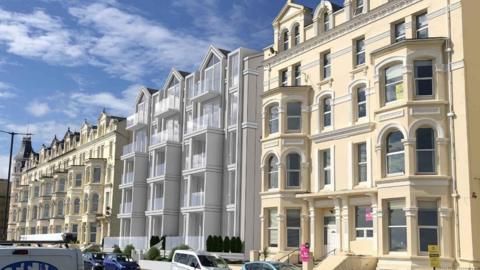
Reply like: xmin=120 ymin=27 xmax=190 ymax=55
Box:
xmin=171 ymin=250 xmax=230 ymax=270
xmin=0 ymin=246 xmax=84 ymax=270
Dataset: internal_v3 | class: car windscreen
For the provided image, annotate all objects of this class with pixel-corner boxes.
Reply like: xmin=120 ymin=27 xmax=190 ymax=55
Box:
xmin=271 ymin=263 xmax=299 ymax=270
xmin=198 ymin=255 xmax=228 ymax=268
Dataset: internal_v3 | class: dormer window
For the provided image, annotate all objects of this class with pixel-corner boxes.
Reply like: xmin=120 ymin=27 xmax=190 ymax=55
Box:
xmin=323 ymin=11 xmax=330 ymax=32
xmin=354 ymin=0 xmax=364 ymax=16
xmin=283 ymin=30 xmax=289 ymax=51
xmin=293 ymin=25 xmax=300 ymax=46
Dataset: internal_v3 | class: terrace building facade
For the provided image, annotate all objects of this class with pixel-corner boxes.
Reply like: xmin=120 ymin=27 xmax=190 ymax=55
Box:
xmin=7 ymin=112 xmax=129 ymax=246
xmin=118 ymin=45 xmax=263 ymax=254
xmin=260 ymin=0 xmax=480 ymax=269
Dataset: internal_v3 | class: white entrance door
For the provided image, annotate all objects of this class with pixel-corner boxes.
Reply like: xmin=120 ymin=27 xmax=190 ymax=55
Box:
xmin=323 ymin=215 xmax=337 ymax=255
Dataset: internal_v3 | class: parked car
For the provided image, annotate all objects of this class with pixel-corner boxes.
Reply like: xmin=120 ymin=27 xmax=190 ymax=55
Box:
xmin=171 ymin=250 xmax=230 ymax=270
xmin=242 ymin=262 xmax=300 ymax=270
xmin=83 ymin=252 xmax=106 ymax=270
xmin=102 ymin=253 xmax=140 ymax=270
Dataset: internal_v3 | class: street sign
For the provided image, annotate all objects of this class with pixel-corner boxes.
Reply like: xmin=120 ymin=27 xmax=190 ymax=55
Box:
xmin=428 ymin=245 xmax=440 ymax=269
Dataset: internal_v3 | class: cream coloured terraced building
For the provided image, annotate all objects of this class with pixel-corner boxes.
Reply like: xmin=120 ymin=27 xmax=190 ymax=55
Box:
xmin=7 ymin=112 xmax=129 ymax=245
xmin=260 ymin=0 xmax=480 ymax=269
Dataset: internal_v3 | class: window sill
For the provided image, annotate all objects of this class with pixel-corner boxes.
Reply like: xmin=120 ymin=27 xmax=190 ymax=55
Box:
xmin=351 ymin=65 xmax=368 ymax=76
xmin=318 ymin=77 xmax=333 ymax=87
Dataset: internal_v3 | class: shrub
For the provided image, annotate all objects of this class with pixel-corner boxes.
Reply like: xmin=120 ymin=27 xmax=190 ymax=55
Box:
xmin=206 ymin=235 xmax=214 ymax=252
xmin=145 ymin=247 xmax=160 ymax=260
xmin=112 ymin=245 xmax=122 ymax=254
xmin=150 ymin=236 xmax=160 ymax=248
xmin=223 ymin=237 xmax=230 ymax=253
xmin=123 ymin=244 xmax=135 ymax=258
xmin=168 ymin=244 xmax=191 ymax=262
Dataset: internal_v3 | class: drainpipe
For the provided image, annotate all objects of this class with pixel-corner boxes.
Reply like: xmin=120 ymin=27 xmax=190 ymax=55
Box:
xmin=445 ymin=0 xmax=460 ymax=262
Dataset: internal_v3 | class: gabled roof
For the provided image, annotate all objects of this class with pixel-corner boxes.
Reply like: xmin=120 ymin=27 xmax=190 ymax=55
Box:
xmin=198 ymin=45 xmax=228 ymax=72
xmin=272 ymin=0 xmax=309 ymax=26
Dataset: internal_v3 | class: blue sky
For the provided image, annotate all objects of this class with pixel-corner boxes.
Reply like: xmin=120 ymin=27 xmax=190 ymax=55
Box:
xmin=0 ymin=0 xmax=343 ymax=178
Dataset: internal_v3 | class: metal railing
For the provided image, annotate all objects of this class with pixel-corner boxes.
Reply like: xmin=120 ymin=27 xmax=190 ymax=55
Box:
xmin=122 ymin=141 xmax=147 ymax=155
xmin=150 ymin=130 xmax=180 ymax=145
xmin=155 ymin=94 xmax=180 ymax=115
xmin=126 ymin=112 xmax=147 ymax=128
xmin=277 ymin=248 xmax=300 ymax=264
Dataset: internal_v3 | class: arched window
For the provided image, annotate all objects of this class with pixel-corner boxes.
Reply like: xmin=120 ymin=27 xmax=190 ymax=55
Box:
xmin=386 ymin=131 xmax=405 ymax=175
xmin=385 ymin=64 xmax=403 ymax=103
xmin=322 ymin=97 xmax=332 ymax=128
xmin=283 ymin=30 xmax=289 ymax=50
xmin=91 ymin=193 xmax=99 ymax=213
xmin=293 ymin=25 xmax=300 ymax=46
xmin=287 ymin=102 xmax=302 ymax=132
xmin=416 ymin=128 xmax=436 ymax=173
xmin=267 ymin=156 xmax=279 ymax=189
xmin=323 ymin=11 xmax=330 ymax=31
xmin=286 ymin=153 xmax=301 ymax=188
xmin=268 ymin=105 xmax=279 ymax=134
xmin=73 ymin=198 xmax=80 ymax=214
xmin=356 ymin=86 xmax=367 ymax=119
xmin=57 ymin=200 xmax=64 ymax=216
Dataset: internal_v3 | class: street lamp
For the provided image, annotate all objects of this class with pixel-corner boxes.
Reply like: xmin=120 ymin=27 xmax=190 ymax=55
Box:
xmin=0 ymin=130 xmax=32 ymax=240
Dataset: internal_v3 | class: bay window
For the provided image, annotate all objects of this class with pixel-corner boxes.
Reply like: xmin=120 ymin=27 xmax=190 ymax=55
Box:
xmin=268 ymin=105 xmax=279 ymax=134
xmin=385 ymin=64 xmax=403 ymax=103
xmin=286 ymin=153 xmax=301 ymax=188
xmin=267 ymin=156 xmax=279 ymax=190
xmin=386 ymin=131 xmax=405 ymax=175
xmin=268 ymin=209 xmax=278 ymax=247
xmin=414 ymin=60 xmax=433 ymax=97
xmin=418 ymin=201 xmax=438 ymax=253
xmin=388 ymin=200 xmax=407 ymax=251
xmin=286 ymin=209 xmax=301 ymax=248
xmin=416 ymin=128 xmax=435 ymax=173
xmin=287 ymin=102 xmax=302 ymax=132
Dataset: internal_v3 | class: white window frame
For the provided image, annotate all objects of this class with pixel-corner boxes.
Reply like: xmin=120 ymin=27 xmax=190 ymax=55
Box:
xmin=394 ymin=21 xmax=406 ymax=42
xmin=355 ymin=38 xmax=365 ymax=66
xmin=354 ymin=0 xmax=364 ymax=16
xmin=357 ymin=86 xmax=367 ymax=119
xmin=355 ymin=206 xmax=373 ymax=238
xmin=357 ymin=142 xmax=367 ymax=183
xmin=268 ymin=105 xmax=279 ymax=134
xmin=283 ymin=30 xmax=289 ymax=51
xmin=416 ymin=128 xmax=436 ymax=174
xmin=323 ymin=11 xmax=330 ymax=32
xmin=321 ymin=149 xmax=331 ymax=186
xmin=293 ymin=25 xmax=300 ymax=46
xmin=322 ymin=97 xmax=332 ymax=128
xmin=286 ymin=209 xmax=301 ymax=248
xmin=281 ymin=69 xmax=288 ymax=87
xmin=268 ymin=156 xmax=279 ymax=190
xmin=322 ymin=51 xmax=331 ymax=79
xmin=294 ymin=64 xmax=301 ymax=86
xmin=388 ymin=200 xmax=407 ymax=252
xmin=415 ymin=12 xmax=428 ymax=39
xmin=286 ymin=153 xmax=301 ymax=189
xmin=418 ymin=200 xmax=439 ymax=254
xmin=267 ymin=209 xmax=278 ymax=247
xmin=384 ymin=64 xmax=403 ymax=104
xmin=286 ymin=102 xmax=302 ymax=132
xmin=414 ymin=60 xmax=434 ymax=98
xmin=386 ymin=132 xmax=405 ymax=176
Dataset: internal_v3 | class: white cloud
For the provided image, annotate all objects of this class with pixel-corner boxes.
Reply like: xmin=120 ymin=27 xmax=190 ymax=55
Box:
xmin=0 ymin=81 xmax=15 ymax=98
xmin=26 ymin=100 xmax=51 ymax=117
xmin=4 ymin=120 xmax=75 ymax=146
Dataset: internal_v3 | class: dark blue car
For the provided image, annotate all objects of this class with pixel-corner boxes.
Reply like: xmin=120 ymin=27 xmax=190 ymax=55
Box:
xmin=103 ymin=253 xmax=140 ymax=270
xmin=83 ymin=252 xmax=106 ymax=270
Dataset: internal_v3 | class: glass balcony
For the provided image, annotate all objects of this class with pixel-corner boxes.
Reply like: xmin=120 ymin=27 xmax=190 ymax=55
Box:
xmin=126 ymin=112 xmax=147 ymax=130
xmin=190 ymin=192 xmax=204 ymax=207
xmin=153 ymin=197 xmax=164 ymax=210
xmin=186 ymin=113 xmax=221 ymax=134
xmin=151 ymin=164 xmax=165 ymax=177
xmin=154 ymin=94 xmax=180 ymax=118
xmin=192 ymin=154 xmax=206 ymax=169
xmin=122 ymin=141 xmax=147 ymax=156
xmin=150 ymin=130 xmax=180 ymax=145
xmin=121 ymin=202 xmax=132 ymax=213
xmin=122 ymin=172 xmax=134 ymax=184
xmin=191 ymin=64 xmax=222 ymax=102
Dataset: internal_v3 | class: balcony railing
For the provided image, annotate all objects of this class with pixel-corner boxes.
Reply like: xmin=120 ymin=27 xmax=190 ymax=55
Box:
xmin=150 ymin=130 xmax=180 ymax=145
xmin=186 ymin=113 xmax=221 ymax=134
xmin=122 ymin=141 xmax=147 ymax=156
xmin=153 ymin=198 xmax=164 ymax=210
xmin=121 ymin=202 xmax=132 ymax=213
xmin=191 ymin=64 xmax=222 ymax=100
xmin=126 ymin=112 xmax=147 ymax=129
xmin=154 ymin=94 xmax=180 ymax=117
xmin=122 ymin=172 xmax=134 ymax=184
xmin=192 ymin=154 xmax=206 ymax=169
xmin=190 ymin=192 xmax=204 ymax=207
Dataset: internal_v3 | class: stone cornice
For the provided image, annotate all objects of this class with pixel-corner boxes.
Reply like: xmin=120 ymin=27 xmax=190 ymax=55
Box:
xmin=263 ymin=0 xmax=422 ymax=68
xmin=261 ymin=85 xmax=313 ymax=98
xmin=310 ymin=122 xmax=375 ymax=143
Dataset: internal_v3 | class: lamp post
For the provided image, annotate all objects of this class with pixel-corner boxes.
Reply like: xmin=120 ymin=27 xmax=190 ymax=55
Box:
xmin=0 ymin=130 xmax=32 ymax=240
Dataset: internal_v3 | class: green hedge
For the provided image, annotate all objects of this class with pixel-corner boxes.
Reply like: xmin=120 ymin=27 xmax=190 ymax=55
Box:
xmin=205 ymin=235 xmax=243 ymax=253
